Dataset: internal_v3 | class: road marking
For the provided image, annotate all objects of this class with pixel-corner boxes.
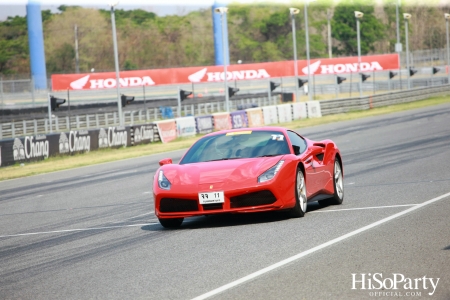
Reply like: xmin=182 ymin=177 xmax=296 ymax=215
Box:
xmin=0 ymin=223 xmax=158 ymax=238
xmin=310 ymin=204 xmax=417 ymax=213
xmin=191 ymin=191 xmax=450 ymax=300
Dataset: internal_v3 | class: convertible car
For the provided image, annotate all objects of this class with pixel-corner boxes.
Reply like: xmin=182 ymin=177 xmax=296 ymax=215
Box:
xmin=153 ymin=127 xmax=343 ymax=228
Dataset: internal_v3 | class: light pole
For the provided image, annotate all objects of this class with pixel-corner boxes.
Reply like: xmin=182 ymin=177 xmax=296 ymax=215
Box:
xmin=327 ymin=9 xmax=332 ymax=59
xmin=395 ymin=0 xmax=402 ymax=90
xmin=445 ymin=13 xmax=450 ymax=85
xmin=110 ymin=1 xmax=123 ymax=126
xmin=355 ymin=11 xmax=364 ymax=98
xmin=289 ymin=8 xmax=300 ymax=102
xmin=304 ymin=1 xmax=315 ymax=101
xmin=404 ymin=13 xmax=412 ymax=90
xmin=214 ymin=7 xmax=230 ymax=112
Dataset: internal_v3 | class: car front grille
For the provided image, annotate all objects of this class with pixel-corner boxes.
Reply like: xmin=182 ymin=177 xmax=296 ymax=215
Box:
xmin=202 ymin=203 xmax=224 ymax=211
xmin=230 ymin=190 xmax=277 ymax=208
xmin=160 ymin=198 xmax=199 ymax=213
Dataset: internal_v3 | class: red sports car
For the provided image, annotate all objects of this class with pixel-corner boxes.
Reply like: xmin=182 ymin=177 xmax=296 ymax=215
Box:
xmin=153 ymin=127 xmax=343 ymax=228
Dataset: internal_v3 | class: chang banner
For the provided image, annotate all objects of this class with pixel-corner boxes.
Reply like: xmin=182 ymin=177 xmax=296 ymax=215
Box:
xmin=230 ymin=111 xmax=248 ymax=129
xmin=130 ymin=124 xmax=156 ymax=146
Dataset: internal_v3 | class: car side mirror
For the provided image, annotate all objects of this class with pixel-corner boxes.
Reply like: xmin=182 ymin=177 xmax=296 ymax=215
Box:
xmin=159 ymin=158 xmax=173 ymax=166
xmin=292 ymin=145 xmax=301 ymax=155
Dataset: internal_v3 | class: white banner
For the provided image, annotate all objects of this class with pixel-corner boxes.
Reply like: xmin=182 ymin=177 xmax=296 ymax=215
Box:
xmin=292 ymin=102 xmax=307 ymax=120
xmin=262 ymin=106 xmax=278 ymax=125
xmin=277 ymin=104 xmax=293 ymax=123
xmin=306 ymin=101 xmax=322 ymax=118
xmin=175 ymin=116 xmax=196 ymax=137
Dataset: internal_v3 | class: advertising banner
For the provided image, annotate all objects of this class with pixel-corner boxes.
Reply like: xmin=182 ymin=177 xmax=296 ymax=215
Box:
xmin=230 ymin=111 xmax=248 ymax=129
xmin=97 ymin=126 xmax=128 ymax=148
xmin=130 ymin=124 xmax=156 ymax=146
xmin=212 ymin=113 xmax=232 ymax=131
xmin=277 ymin=104 xmax=293 ymax=123
xmin=176 ymin=117 xmax=196 ymax=138
xmin=57 ymin=130 xmax=91 ymax=154
xmin=262 ymin=106 xmax=279 ymax=125
xmin=246 ymin=108 xmax=264 ymax=127
xmin=292 ymin=102 xmax=307 ymax=120
xmin=306 ymin=101 xmax=322 ymax=118
xmin=155 ymin=120 xmax=177 ymax=143
xmin=196 ymin=115 xmax=214 ymax=134
xmin=51 ymin=54 xmax=400 ymax=91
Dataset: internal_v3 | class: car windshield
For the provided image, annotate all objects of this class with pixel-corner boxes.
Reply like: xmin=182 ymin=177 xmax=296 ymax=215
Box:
xmin=180 ymin=130 xmax=290 ymax=164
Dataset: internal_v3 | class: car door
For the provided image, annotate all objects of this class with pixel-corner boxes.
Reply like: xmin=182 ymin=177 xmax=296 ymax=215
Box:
xmin=287 ymin=131 xmax=320 ymax=197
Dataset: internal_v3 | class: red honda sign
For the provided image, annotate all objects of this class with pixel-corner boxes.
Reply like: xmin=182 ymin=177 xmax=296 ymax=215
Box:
xmin=51 ymin=54 xmax=399 ymax=91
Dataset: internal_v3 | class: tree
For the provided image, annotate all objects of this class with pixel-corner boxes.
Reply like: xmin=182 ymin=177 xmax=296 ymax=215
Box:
xmin=331 ymin=0 xmax=385 ymax=56
xmin=0 ymin=15 xmax=29 ymax=75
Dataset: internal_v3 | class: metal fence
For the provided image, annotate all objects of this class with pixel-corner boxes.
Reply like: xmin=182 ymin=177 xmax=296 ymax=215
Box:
xmin=1 ymin=82 xmax=449 ymax=140
xmin=0 ymin=96 xmax=279 ymax=140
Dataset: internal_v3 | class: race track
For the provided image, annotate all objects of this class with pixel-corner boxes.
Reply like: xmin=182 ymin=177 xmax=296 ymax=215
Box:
xmin=1 ymin=103 xmax=449 ymax=299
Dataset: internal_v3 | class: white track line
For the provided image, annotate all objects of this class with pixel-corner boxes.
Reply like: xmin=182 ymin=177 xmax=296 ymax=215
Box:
xmin=309 ymin=204 xmax=418 ymax=213
xmin=191 ymin=191 xmax=450 ymax=300
xmin=0 ymin=223 xmax=157 ymax=238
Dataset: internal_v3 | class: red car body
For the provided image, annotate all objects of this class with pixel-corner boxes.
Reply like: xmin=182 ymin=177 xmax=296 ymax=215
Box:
xmin=153 ymin=127 xmax=343 ymax=227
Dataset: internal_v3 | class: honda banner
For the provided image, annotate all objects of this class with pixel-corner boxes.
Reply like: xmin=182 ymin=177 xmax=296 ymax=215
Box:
xmin=155 ymin=120 xmax=177 ymax=143
xmin=51 ymin=54 xmax=399 ymax=91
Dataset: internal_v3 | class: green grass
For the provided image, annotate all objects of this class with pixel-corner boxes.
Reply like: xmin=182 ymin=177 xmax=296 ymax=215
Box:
xmin=1 ymin=95 xmax=449 ymax=181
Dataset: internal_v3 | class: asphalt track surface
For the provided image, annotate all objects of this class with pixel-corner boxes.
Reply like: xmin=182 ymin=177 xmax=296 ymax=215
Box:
xmin=1 ymin=103 xmax=449 ymax=300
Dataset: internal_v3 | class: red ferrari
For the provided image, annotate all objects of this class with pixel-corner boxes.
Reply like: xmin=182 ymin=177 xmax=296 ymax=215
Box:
xmin=153 ymin=127 xmax=343 ymax=228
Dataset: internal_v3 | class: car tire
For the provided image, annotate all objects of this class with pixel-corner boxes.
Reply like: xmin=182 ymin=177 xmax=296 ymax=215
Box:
xmin=289 ymin=168 xmax=307 ymax=218
xmin=159 ymin=218 xmax=184 ymax=229
xmin=319 ymin=158 xmax=344 ymax=206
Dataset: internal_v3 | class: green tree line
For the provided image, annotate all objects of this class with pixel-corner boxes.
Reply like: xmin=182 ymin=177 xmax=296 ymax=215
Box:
xmin=0 ymin=1 xmax=449 ymax=77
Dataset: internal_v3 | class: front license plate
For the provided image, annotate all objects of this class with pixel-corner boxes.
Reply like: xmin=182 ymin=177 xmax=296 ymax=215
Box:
xmin=198 ymin=191 xmax=224 ymax=204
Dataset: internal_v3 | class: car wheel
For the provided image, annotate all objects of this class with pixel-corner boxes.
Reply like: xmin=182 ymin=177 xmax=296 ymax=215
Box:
xmin=158 ymin=218 xmax=184 ymax=229
xmin=289 ymin=168 xmax=307 ymax=218
xmin=319 ymin=159 xmax=344 ymax=206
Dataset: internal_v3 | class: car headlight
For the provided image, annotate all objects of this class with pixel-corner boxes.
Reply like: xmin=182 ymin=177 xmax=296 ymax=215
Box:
xmin=258 ymin=160 xmax=284 ymax=183
xmin=158 ymin=170 xmax=171 ymax=190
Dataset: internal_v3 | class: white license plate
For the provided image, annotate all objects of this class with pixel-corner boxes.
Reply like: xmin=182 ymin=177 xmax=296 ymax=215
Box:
xmin=198 ymin=191 xmax=224 ymax=204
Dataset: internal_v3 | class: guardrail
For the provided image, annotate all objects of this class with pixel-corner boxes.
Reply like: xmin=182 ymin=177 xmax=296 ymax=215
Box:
xmin=0 ymin=96 xmax=279 ymax=140
xmin=319 ymin=84 xmax=450 ymax=115
xmin=1 ymin=83 xmax=448 ymax=168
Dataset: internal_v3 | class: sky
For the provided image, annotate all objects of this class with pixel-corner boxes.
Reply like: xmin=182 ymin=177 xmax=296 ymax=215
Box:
xmin=0 ymin=1 xmax=217 ymax=20
xmin=0 ymin=0 xmax=448 ymax=21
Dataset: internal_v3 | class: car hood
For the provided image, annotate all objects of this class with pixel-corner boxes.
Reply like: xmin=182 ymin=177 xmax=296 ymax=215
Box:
xmin=161 ymin=156 xmax=283 ymax=189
